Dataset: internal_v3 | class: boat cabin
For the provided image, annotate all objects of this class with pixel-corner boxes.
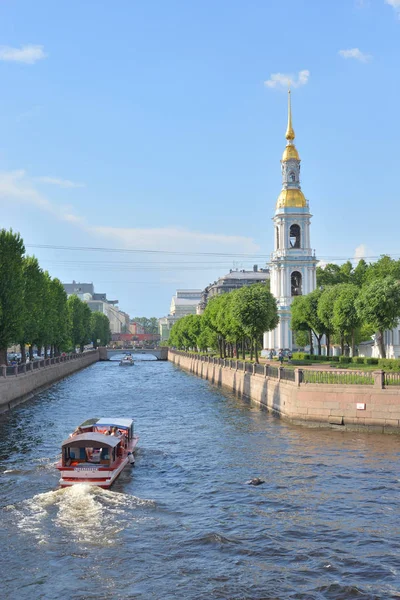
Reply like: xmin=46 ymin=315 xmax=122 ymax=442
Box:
xmin=61 ymin=417 xmax=135 ymax=468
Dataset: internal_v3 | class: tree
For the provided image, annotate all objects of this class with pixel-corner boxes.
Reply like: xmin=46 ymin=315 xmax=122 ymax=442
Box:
xmin=90 ymin=312 xmax=111 ymax=348
xmin=355 ymin=276 xmax=400 ymax=358
xmin=318 ymin=287 xmax=338 ymax=356
xmin=67 ymin=295 xmax=91 ymax=352
xmin=331 ymin=283 xmax=360 ymax=355
xmin=19 ymin=256 xmax=43 ymax=362
xmin=0 ymin=229 xmax=25 ymax=365
xmin=291 ymin=295 xmax=314 ymax=354
xmin=291 ymin=289 xmax=325 ymax=355
xmin=50 ymin=278 xmax=70 ymax=354
xmin=232 ymin=284 xmax=278 ymax=363
xmin=132 ymin=317 xmax=159 ymax=334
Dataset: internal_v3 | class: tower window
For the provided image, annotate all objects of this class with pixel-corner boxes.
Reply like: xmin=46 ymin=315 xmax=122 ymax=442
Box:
xmin=291 ymin=271 xmax=302 ymax=296
xmin=289 ymin=224 xmax=301 ymax=248
xmin=289 ymin=171 xmax=296 ymax=182
xmin=276 ymin=226 xmax=280 ymax=249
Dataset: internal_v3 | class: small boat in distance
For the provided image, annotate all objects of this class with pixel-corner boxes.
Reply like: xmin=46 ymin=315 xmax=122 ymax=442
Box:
xmin=56 ymin=417 xmax=139 ymax=488
xmin=120 ymin=354 xmax=134 ymax=366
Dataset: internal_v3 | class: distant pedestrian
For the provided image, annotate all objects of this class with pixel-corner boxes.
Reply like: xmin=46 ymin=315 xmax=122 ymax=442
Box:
xmin=278 ymin=350 xmax=284 ymax=365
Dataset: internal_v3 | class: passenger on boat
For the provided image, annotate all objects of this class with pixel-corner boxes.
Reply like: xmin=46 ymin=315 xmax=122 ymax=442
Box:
xmin=71 ymin=427 xmax=83 ymax=437
xmin=111 ymin=427 xmax=120 ymax=436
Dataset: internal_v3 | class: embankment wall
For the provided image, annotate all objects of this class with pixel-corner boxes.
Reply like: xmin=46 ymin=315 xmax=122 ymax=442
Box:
xmin=0 ymin=351 xmax=99 ymax=413
xmin=169 ymin=351 xmax=400 ymax=434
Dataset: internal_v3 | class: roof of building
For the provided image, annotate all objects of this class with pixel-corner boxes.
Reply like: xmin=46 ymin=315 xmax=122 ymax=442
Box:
xmin=171 ymin=297 xmax=201 ymax=305
xmin=217 ymin=271 xmax=269 ymax=281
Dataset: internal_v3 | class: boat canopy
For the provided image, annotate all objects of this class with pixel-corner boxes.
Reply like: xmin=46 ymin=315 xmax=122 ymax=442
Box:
xmin=96 ymin=418 xmax=134 ymax=429
xmin=61 ymin=432 xmax=121 ymax=449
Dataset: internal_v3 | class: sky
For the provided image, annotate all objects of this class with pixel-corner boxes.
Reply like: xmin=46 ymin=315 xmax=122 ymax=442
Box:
xmin=0 ymin=0 xmax=400 ymax=318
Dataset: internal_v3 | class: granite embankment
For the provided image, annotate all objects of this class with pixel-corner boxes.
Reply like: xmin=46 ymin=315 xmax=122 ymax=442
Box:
xmin=0 ymin=350 xmax=99 ymax=413
xmin=169 ymin=350 xmax=400 ymax=433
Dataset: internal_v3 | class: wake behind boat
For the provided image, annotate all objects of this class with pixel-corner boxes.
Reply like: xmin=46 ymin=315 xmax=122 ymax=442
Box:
xmin=56 ymin=417 xmax=139 ymax=488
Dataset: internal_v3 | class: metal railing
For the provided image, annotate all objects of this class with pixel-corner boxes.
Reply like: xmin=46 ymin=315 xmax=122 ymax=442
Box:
xmin=1 ymin=351 xmax=98 ymax=378
xmin=302 ymin=369 xmax=374 ymax=385
xmin=384 ymin=372 xmax=400 ymax=386
xmin=280 ymin=368 xmax=296 ymax=382
xmin=268 ymin=366 xmax=279 ymax=379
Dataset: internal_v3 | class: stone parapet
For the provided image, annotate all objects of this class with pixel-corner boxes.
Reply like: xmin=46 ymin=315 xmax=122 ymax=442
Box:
xmin=168 ymin=351 xmax=400 ymax=434
xmin=0 ymin=351 xmax=99 ymax=413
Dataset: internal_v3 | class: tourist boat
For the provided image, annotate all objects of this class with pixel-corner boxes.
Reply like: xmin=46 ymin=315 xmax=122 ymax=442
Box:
xmin=56 ymin=417 xmax=139 ymax=488
xmin=120 ymin=354 xmax=134 ymax=366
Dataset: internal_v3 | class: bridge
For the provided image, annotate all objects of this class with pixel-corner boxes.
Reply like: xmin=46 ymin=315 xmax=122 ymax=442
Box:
xmin=98 ymin=347 xmax=168 ymax=361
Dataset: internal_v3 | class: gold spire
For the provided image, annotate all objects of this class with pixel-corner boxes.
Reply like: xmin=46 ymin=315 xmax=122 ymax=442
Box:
xmin=285 ymin=88 xmax=295 ymax=141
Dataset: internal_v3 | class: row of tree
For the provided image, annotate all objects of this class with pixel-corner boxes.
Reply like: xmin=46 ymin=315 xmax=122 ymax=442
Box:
xmin=0 ymin=229 xmax=111 ymax=364
xmin=131 ymin=317 xmax=159 ymax=334
xmin=293 ymin=256 xmax=400 ymax=358
xmin=168 ymin=283 xmax=278 ymax=363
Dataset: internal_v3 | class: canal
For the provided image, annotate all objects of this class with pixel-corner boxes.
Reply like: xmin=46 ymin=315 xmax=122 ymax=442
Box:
xmin=1 ymin=355 xmax=400 ymax=600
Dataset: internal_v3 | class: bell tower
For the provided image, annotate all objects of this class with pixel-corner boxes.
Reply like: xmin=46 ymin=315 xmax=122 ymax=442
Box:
xmin=264 ymin=90 xmax=317 ymax=352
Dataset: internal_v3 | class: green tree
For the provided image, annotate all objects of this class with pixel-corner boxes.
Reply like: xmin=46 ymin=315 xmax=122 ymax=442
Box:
xmin=67 ymin=295 xmax=91 ymax=352
xmin=331 ymin=283 xmax=361 ymax=355
xmin=317 ymin=287 xmax=338 ymax=357
xmin=50 ymin=278 xmax=70 ymax=354
xmin=231 ymin=284 xmax=278 ymax=363
xmin=19 ymin=256 xmax=43 ymax=362
xmin=90 ymin=312 xmax=111 ymax=348
xmin=132 ymin=317 xmax=159 ymax=334
xmin=0 ymin=229 xmax=25 ymax=365
xmin=291 ymin=289 xmax=325 ymax=355
xmin=355 ymin=276 xmax=400 ymax=358
xmin=291 ymin=295 xmax=314 ymax=354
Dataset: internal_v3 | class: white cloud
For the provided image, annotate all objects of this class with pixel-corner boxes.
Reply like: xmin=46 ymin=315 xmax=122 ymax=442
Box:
xmin=0 ymin=169 xmax=260 ymax=255
xmin=90 ymin=225 xmax=260 ymax=254
xmin=0 ymin=44 xmax=47 ymax=64
xmin=353 ymin=244 xmax=370 ymax=263
xmin=0 ymin=170 xmax=83 ymax=223
xmin=264 ymin=69 xmax=310 ymax=89
xmin=339 ymin=48 xmax=371 ymax=62
xmin=36 ymin=176 xmax=85 ymax=189
xmin=386 ymin=0 xmax=400 ymax=16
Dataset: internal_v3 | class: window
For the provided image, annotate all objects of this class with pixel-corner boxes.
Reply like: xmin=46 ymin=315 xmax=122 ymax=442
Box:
xmin=276 ymin=226 xmax=280 ymax=249
xmin=289 ymin=224 xmax=301 ymax=248
xmin=291 ymin=271 xmax=302 ymax=296
xmin=289 ymin=171 xmax=296 ymax=182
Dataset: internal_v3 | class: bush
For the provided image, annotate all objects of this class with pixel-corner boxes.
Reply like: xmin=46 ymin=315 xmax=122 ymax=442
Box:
xmin=331 ymin=356 xmax=340 ymax=362
xmin=352 ymin=357 xmax=365 ymax=364
xmin=339 ymin=355 xmax=350 ymax=364
xmin=378 ymin=358 xmax=400 ymax=371
xmin=364 ymin=357 xmax=378 ymax=365
xmin=292 ymin=352 xmax=310 ymax=360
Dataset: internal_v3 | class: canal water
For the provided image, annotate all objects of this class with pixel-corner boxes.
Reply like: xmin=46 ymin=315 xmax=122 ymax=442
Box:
xmin=1 ymin=356 xmax=400 ymax=600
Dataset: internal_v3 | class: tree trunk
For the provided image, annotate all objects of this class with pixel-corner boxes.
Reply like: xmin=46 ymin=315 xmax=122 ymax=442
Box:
xmin=340 ymin=334 xmax=344 ymax=356
xmin=250 ymin=338 xmax=253 ymax=362
xmin=29 ymin=345 xmax=34 ymax=361
xmin=20 ymin=343 xmax=26 ymax=364
xmin=44 ymin=346 xmax=48 ymax=359
xmin=80 ymin=343 xmax=84 ymax=353
xmin=377 ymin=330 xmax=386 ymax=359
xmin=309 ymin=329 xmax=314 ymax=355
xmin=50 ymin=345 xmax=54 ymax=358
xmin=317 ymin=335 xmax=322 ymax=356
xmin=255 ymin=339 xmax=259 ymax=364
xmin=218 ymin=337 xmax=223 ymax=359
xmin=326 ymin=334 xmax=330 ymax=357
xmin=235 ymin=341 xmax=239 ymax=359
xmin=351 ymin=329 xmax=355 ymax=358
xmin=0 ymin=347 xmax=7 ymax=365
xmin=242 ymin=337 xmax=245 ymax=360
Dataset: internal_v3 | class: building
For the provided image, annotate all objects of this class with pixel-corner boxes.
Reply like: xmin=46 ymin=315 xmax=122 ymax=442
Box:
xmin=169 ymin=289 xmax=202 ymax=317
xmin=197 ymin=266 xmax=269 ymax=314
xmin=129 ymin=322 xmax=145 ymax=335
xmin=264 ymin=90 xmax=318 ymax=352
xmin=62 ymin=281 xmax=130 ymax=335
xmin=158 ymin=315 xmax=179 ymax=342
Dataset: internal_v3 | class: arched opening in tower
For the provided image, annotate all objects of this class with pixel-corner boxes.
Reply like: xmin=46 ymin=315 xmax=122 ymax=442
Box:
xmin=291 ymin=271 xmax=302 ymax=296
xmin=289 ymin=224 xmax=301 ymax=248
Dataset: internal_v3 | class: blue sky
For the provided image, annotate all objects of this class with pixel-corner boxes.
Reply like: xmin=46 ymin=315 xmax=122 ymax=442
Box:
xmin=0 ymin=0 xmax=400 ymax=317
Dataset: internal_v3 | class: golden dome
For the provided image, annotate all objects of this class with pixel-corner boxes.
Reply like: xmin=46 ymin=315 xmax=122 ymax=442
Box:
xmin=276 ymin=188 xmax=306 ymax=208
xmin=282 ymin=144 xmax=300 ymax=161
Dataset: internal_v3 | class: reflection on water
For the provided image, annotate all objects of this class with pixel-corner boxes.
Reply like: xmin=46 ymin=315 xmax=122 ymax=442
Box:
xmin=0 ymin=355 xmax=400 ymax=599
